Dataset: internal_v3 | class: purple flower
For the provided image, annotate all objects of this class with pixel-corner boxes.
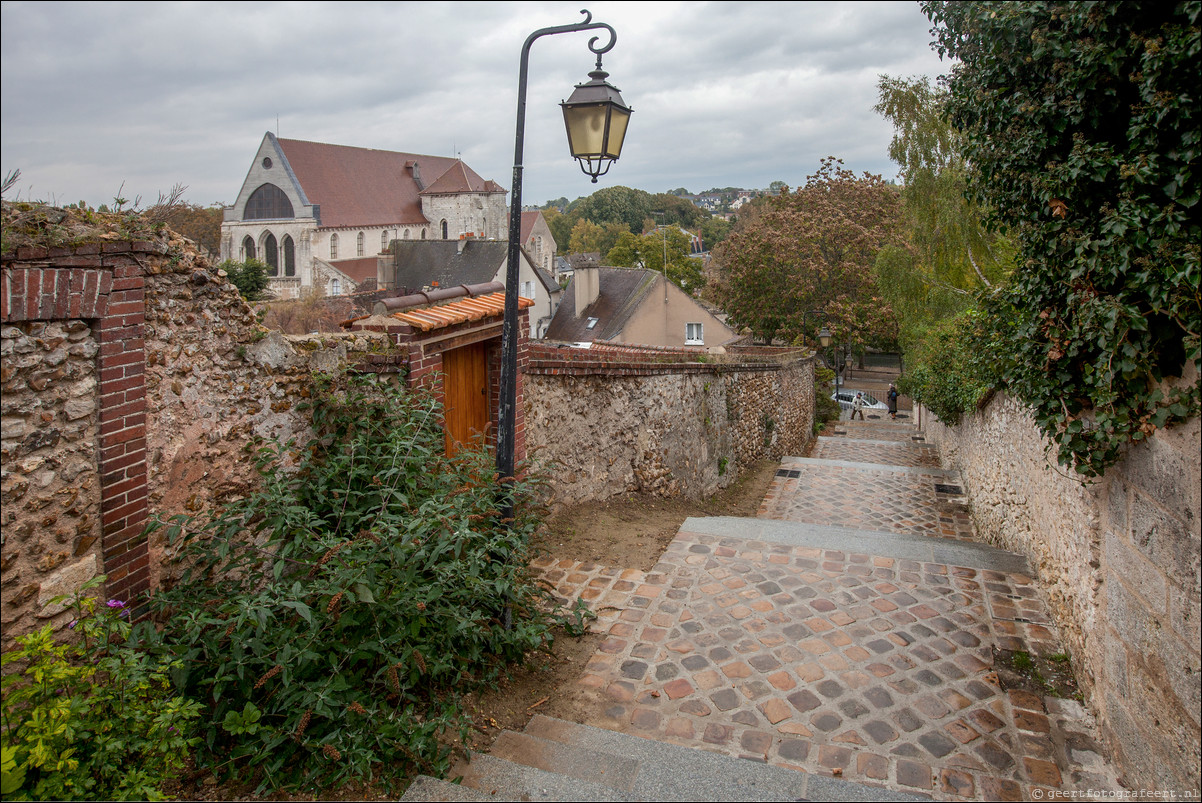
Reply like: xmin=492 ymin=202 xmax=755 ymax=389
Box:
xmin=68 ymin=619 xmax=79 ymax=629
xmin=106 ymin=599 xmax=126 ymax=609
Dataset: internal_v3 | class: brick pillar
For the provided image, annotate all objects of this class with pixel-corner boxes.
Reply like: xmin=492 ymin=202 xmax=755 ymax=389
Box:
xmin=96 ymin=262 xmax=149 ymax=605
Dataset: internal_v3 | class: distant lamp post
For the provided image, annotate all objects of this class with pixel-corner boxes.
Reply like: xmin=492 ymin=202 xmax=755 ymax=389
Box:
xmin=498 ymin=10 xmax=629 ymax=511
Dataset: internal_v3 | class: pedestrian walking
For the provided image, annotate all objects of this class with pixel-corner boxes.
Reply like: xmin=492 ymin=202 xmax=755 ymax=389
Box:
xmin=887 ymin=384 xmax=899 ymax=420
xmin=851 ymin=392 xmax=866 ymax=420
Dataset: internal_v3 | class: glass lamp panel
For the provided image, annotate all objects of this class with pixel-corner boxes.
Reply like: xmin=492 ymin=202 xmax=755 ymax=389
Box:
xmin=603 ymin=107 xmax=629 ymax=159
xmin=564 ymin=103 xmax=611 ymax=157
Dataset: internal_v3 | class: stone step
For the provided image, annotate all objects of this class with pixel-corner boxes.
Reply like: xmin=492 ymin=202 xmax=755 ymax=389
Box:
xmin=488 ymin=729 xmax=640 ymax=792
xmin=453 ymin=750 xmax=637 ymax=801
xmin=399 ymin=774 xmax=497 ymax=802
xmin=524 ymin=715 xmax=926 ymax=802
xmin=681 ymin=515 xmax=1030 ymax=574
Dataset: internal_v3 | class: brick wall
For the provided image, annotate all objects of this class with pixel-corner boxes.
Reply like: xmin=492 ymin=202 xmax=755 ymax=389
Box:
xmin=920 ymin=387 xmax=1200 ymax=791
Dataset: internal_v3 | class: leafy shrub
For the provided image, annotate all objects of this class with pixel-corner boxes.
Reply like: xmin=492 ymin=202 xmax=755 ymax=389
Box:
xmin=896 ymin=310 xmax=995 ymax=426
xmin=149 ymin=373 xmax=560 ymax=792
xmin=925 ymin=1 xmax=1201 ymax=475
xmin=0 ymin=577 xmax=201 ymax=801
xmin=812 ymin=364 xmax=841 ymax=433
xmin=218 ymin=258 xmax=270 ymax=301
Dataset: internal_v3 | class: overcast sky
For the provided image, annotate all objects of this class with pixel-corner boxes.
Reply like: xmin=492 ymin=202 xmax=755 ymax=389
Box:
xmin=1 ymin=1 xmax=948 ymax=210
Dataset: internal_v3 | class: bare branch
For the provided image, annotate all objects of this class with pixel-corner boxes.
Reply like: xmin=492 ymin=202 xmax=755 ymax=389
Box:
xmin=966 ymin=242 xmax=992 ymax=287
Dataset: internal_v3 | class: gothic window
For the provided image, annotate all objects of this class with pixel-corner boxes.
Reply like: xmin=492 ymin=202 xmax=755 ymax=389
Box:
xmin=244 ymin=183 xmax=294 ymax=220
xmin=441 ymin=220 xmax=448 ymax=240
xmin=330 ymin=278 xmax=342 ymax=296
xmin=381 ymin=231 xmax=389 ymax=251
xmin=282 ymin=235 xmax=295 ymax=277
xmin=357 ymin=231 xmax=365 ymax=256
xmin=330 ymin=234 xmax=339 ymax=259
xmin=421 ymin=229 xmax=426 ymax=240
xmin=242 ymin=235 xmax=255 ymax=260
xmin=403 ymin=229 xmax=411 ymax=239
xmin=264 ymin=233 xmax=279 ymax=276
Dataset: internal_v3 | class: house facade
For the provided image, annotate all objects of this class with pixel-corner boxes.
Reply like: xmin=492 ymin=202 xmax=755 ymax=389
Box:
xmin=220 ymin=133 xmax=507 ymax=298
xmin=517 ymin=211 xmax=557 ymax=276
xmin=545 ymin=266 xmax=738 ymax=349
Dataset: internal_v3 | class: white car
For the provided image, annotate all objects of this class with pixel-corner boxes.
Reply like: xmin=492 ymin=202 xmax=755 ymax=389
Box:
xmin=832 ymin=390 xmax=889 ymax=412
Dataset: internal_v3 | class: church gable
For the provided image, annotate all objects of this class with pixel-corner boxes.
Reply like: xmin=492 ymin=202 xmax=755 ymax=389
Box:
xmin=228 ymin=133 xmax=313 ymax=224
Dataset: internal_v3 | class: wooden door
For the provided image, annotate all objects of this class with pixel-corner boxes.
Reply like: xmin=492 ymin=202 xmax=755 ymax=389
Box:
xmin=442 ymin=342 xmax=490 ymax=456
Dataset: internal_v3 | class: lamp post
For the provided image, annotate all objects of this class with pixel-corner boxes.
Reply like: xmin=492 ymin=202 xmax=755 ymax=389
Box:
xmin=497 ymin=10 xmax=631 ymax=513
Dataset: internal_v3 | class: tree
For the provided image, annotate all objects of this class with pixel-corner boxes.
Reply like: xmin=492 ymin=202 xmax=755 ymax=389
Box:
xmin=872 ymin=75 xmax=1014 ymax=379
xmin=218 ymin=258 xmax=270 ymax=301
xmin=164 ymin=203 xmax=224 ymax=255
xmin=541 ymin=207 xmax=573 ymax=255
xmin=569 ymin=185 xmax=654 ymax=233
xmin=699 ymin=217 xmax=733 ymax=251
xmin=568 ymin=219 xmax=629 ymax=257
xmin=605 ymin=228 xmax=705 ymax=295
xmin=650 ymin=192 xmax=708 ymax=228
xmin=709 ymin=158 xmax=903 ymax=345
xmin=924 ymin=0 xmax=1201 ymax=475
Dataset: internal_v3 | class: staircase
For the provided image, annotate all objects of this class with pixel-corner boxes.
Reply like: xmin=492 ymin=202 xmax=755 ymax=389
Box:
xmin=401 ymin=714 xmax=925 ymax=801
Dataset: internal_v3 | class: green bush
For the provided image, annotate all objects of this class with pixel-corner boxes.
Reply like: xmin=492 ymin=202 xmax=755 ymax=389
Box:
xmin=896 ymin=310 xmax=994 ymax=425
xmin=812 ymin=365 xmax=841 ymax=433
xmin=148 ymin=373 xmax=562 ymax=792
xmin=218 ymin=258 xmax=271 ymax=301
xmin=925 ymin=1 xmax=1201 ymax=475
xmin=0 ymin=577 xmax=201 ymax=801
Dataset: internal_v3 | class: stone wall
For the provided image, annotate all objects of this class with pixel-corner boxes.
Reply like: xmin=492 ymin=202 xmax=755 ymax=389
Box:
xmin=525 ymin=342 xmax=814 ymax=505
xmin=1 ymin=320 xmax=103 ymax=629
xmin=1 ymin=205 xmax=394 ymax=646
xmin=920 ymin=388 xmax=1200 ymax=791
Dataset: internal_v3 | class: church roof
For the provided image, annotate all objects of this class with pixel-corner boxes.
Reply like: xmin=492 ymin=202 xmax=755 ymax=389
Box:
xmin=420 ymin=160 xmax=506 ymax=195
xmin=274 ymin=138 xmax=500 ymax=229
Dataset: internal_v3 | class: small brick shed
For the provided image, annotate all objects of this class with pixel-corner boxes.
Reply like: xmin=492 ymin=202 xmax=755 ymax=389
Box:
xmin=346 ymin=282 xmax=533 ymax=460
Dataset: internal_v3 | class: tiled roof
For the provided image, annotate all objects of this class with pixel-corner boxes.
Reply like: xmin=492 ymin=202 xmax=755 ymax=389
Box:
xmin=391 ymin=240 xmax=511 ymax=292
xmin=544 ymin=267 xmax=658 ymax=342
xmin=390 ymin=291 xmax=533 ymax=331
xmin=328 ymin=256 xmax=380 ymax=284
xmin=275 ymin=139 xmax=498 ymax=229
xmin=420 ymin=160 xmax=505 ymax=195
xmin=518 ymin=210 xmax=540 ymax=243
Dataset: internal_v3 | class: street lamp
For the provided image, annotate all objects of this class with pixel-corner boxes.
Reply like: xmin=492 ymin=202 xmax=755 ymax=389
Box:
xmin=561 ymin=62 xmax=632 ymax=183
xmin=498 ymin=10 xmax=631 ymax=512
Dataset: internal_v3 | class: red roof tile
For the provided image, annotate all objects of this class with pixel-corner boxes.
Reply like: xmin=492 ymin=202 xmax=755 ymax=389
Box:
xmin=420 ymin=160 xmax=505 ymax=195
xmin=390 ymin=291 xmax=533 ymax=332
xmin=276 ymin=139 xmax=499 ymax=229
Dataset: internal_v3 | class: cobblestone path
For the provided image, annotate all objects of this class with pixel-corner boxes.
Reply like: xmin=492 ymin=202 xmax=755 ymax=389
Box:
xmin=533 ymin=419 xmax=1118 ymax=800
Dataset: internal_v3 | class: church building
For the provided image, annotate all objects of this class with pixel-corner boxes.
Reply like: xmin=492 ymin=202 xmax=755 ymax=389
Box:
xmin=220 ymin=133 xmax=508 ymax=298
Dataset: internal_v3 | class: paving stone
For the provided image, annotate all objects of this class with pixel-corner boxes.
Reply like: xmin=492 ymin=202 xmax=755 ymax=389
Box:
xmin=535 ymin=432 xmax=1121 ymax=802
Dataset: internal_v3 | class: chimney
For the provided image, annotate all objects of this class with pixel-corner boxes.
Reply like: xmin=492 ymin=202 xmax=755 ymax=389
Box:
xmin=574 ymin=267 xmax=600 ymax=317
xmin=407 ymin=160 xmax=424 ymax=190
